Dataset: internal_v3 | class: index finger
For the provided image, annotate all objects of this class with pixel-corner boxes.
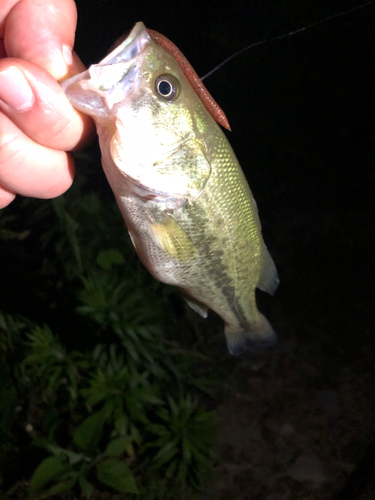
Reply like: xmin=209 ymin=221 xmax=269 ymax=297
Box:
xmin=2 ymin=0 xmax=78 ymax=80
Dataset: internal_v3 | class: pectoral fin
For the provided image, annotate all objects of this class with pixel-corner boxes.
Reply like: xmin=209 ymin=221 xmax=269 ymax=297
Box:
xmin=151 ymin=215 xmax=197 ymax=261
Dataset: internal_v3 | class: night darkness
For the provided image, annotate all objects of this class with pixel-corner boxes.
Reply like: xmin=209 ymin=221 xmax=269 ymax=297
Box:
xmin=2 ymin=0 xmax=375 ymax=498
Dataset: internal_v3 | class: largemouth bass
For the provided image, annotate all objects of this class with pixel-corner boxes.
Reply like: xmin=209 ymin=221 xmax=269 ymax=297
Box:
xmin=61 ymin=22 xmax=279 ymax=355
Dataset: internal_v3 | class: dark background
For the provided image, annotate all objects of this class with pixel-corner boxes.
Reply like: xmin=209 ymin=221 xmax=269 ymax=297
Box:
xmin=71 ymin=1 xmax=375 ymax=498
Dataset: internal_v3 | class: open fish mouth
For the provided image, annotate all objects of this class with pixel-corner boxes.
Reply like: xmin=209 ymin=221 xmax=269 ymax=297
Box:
xmin=61 ymin=23 xmax=150 ymax=117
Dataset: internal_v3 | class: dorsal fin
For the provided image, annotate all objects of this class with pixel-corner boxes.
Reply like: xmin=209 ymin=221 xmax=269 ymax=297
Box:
xmin=147 ymin=29 xmax=231 ymax=131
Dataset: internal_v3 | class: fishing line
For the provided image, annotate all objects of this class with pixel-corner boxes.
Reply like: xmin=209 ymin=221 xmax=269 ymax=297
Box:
xmin=201 ymin=1 xmax=374 ymax=81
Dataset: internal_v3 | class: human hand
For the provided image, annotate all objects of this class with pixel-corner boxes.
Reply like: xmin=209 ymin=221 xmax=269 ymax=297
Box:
xmin=0 ymin=0 xmax=95 ymax=209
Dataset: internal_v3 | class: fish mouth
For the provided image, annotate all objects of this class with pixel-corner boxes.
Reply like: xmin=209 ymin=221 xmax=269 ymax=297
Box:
xmin=61 ymin=22 xmax=150 ymax=117
xmin=100 ymin=22 xmax=148 ymax=65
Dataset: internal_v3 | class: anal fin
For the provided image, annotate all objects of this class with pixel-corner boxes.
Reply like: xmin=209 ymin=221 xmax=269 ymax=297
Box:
xmin=183 ymin=295 xmax=208 ymax=318
xmin=258 ymin=245 xmax=279 ymax=295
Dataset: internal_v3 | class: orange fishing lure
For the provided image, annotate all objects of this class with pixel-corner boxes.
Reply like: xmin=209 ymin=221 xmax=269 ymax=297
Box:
xmin=147 ymin=29 xmax=231 ymax=131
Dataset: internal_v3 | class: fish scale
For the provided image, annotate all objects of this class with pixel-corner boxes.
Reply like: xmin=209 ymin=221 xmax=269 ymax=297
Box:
xmin=62 ymin=21 xmax=279 ymax=355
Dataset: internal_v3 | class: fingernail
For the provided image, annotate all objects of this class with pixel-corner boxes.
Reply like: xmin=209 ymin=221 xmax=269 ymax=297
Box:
xmin=47 ymin=45 xmax=73 ymax=80
xmin=62 ymin=45 xmax=73 ymax=67
xmin=0 ymin=67 xmax=35 ymax=111
xmin=59 ymin=45 xmax=82 ymax=80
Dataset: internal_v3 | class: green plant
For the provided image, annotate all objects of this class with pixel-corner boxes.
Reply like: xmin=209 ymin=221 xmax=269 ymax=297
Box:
xmin=144 ymin=395 xmax=217 ymax=499
xmin=0 ymin=155 xmax=217 ymax=499
xmin=22 ymin=325 xmax=86 ymax=405
xmin=29 ymin=418 xmax=139 ymax=499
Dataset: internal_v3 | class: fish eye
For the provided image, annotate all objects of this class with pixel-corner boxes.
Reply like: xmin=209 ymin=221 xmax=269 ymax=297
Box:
xmin=154 ymin=74 xmax=180 ymax=101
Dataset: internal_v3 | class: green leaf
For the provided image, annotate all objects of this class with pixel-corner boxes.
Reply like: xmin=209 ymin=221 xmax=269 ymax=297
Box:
xmin=73 ymin=411 xmax=105 ymax=451
xmin=64 ymin=449 xmax=85 ymax=465
xmin=0 ymin=228 xmax=30 ymax=240
xmin=114 ymin=408 xmax=128 ymax=436
xmin=182 ymin=435 xmax=192 ymax=463
xmin=79 ymin=476 xmax=94 ymax=498
xmin=46 ymin=365 xmax=63 ymax=394
xmin=29 ymin=456 xmax=67 ymax=492
xmin=96 ymin=249 xmax=125 ymax=270
xmin=105 ymin=436 xmax=133 ymax=457
xmin=43 ymin=477 xmax=76 ymax=496
xmin=96 ymin=458 xmax=139 ymax=494
xmin=153 ymin=441 xmax=178 ymax=466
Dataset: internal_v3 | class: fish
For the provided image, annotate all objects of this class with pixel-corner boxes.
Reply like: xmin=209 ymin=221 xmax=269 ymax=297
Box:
xmin=61 ymin=22 xmax=279 ymax=355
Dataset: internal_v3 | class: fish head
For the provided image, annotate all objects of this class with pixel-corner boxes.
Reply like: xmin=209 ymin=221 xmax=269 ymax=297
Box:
xmin=62 ymin=22 xmax=213 ymax=206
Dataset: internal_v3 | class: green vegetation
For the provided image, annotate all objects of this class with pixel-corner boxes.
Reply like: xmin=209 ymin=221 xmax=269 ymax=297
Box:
xmin=0 ymin=154 xmax=217 ymax=499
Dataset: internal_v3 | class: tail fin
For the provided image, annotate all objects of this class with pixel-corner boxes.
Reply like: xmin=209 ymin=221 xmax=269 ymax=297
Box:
xmin=225 ymin=313 xmax=277 ymax=356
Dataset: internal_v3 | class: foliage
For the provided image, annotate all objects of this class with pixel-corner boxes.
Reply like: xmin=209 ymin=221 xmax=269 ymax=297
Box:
xmin=0 ymin=154 xmax=217 ymax=499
